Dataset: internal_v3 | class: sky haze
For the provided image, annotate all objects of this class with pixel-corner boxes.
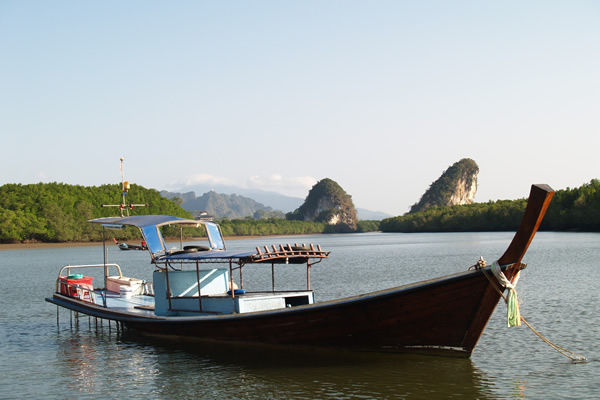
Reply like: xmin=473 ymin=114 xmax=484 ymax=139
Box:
xmin=1 ymin=1 xmax=598 ymax=215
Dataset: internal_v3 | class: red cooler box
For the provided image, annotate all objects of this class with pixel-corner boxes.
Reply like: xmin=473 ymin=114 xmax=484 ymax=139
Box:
xmin=59 ymin=274 xmax=94 ymax=298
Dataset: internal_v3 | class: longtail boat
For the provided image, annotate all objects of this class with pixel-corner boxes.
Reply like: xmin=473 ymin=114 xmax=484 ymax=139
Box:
xmin=46 ymin=184 xmax=554 ymax=357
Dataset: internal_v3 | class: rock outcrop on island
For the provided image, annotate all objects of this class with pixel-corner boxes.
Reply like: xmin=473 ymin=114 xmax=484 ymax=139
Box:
xmin=287 ymin=178 xmax=358 ymax=232
xmin=409 ymin=158 xmax=479 ymax=214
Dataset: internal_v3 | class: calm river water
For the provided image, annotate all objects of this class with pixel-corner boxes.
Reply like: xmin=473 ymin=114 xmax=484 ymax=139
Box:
xmin=1 ymin=232 xmax=598 ymax=399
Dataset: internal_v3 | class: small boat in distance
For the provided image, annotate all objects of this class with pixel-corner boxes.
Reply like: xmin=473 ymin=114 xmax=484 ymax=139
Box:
xmin=113 ymin=238 xmax=147 ymax=251
xmin=46 ymin=184 xmax=554 ymax=357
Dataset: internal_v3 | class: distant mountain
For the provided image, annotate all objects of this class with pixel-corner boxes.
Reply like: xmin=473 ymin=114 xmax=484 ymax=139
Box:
xmin=357 ymin=208 xmax=392 ymax=220
xmin=161 ymin=190 xmax=284 ymax=219
xmin=162 ymin=184 xmax=391 ymax=221
xmin=164 ymin=184 xmax=303 ymax=213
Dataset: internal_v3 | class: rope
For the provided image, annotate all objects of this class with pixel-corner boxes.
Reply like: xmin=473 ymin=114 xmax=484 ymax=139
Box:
xmin=473 ymin=258 xmax=587 ymax=363
xmin=519 ymin=316 xmax=587 ymax=363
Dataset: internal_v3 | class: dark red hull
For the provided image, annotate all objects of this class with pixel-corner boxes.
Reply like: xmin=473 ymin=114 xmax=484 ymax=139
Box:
xmin=123 ymin=268 xmax=497 ymax=355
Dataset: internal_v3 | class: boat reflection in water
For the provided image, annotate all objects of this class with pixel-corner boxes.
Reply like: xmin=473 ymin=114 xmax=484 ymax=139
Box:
xmin=56 ymin=326 xmax=499 ymax=399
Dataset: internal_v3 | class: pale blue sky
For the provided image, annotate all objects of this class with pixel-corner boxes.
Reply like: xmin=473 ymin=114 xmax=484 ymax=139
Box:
xmin=1 ymin=1 xmax=599 ymax=215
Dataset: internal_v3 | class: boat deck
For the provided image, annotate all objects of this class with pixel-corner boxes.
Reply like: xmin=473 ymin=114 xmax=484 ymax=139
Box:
xmin=102 ymin=291 xmax=156 ymax=317
xmin=91 ymin=289 xmax=314 ymax=318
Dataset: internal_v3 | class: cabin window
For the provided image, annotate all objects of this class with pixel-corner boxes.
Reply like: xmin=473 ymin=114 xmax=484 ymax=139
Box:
xmin=285 ymin=296 xmax=310 ymax=307
xmin=205 ymin=222 xmax=225 ymax=250
xmin=142 ymin=225 xmax=165 ymax=254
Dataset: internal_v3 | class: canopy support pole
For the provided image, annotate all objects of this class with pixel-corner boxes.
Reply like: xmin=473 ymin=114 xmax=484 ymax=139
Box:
xmin=272 ymin=263 xmax=275 ymax=292
xmin=196 ymin=261 xmax=203 ymax=312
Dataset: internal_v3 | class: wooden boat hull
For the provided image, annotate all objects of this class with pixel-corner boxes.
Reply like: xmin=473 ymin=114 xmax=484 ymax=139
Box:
xmin=49 ymin=265 xmax=501 ymax=356
xmin=130 ymin=269 xmax=495 ymax=355
xmin=118 ymin=243 xmax=145 ymax=250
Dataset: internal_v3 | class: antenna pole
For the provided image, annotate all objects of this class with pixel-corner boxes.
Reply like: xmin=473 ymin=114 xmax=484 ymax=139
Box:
xmin=101 ymin=157 xmax=145 ymax=215
xmin=120 ymin=157 xmax=128 ymax=216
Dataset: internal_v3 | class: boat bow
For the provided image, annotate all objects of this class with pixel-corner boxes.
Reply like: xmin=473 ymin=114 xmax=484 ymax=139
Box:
xmin=460 ymin=184 xmax=554 ymax=352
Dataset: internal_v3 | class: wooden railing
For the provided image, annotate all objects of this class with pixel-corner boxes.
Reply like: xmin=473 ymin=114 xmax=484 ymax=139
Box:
xmin=251 ymin=243 xmax=330 ymax=262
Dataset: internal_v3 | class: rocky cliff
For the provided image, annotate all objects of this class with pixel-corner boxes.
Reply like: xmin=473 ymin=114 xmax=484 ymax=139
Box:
xmin=287 ymin=178 xmax=358 ymax=232
xmin=409 ymin=158 xmax=479 ymax=214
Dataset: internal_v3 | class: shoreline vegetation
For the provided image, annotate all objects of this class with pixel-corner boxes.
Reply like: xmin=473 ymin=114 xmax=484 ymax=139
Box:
xmin=0 ymin=182 xmax=338 ymax=244
xmin=380 ymin=179 xmax=600 ymax=233
xmin=1 ymin=180 xmax=599 ymax=245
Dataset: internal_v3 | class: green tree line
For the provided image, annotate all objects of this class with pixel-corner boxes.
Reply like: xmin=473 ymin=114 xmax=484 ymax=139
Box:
xmin=216 ymin=218 xmax=381 ymax=237
xmin=381 ymin=180 xmax=600 ymax=232
xmin=0 ymin=182 xmax=190 ymax=243
xmin=218 ymin=218 xmax=328 ymax=236
xmin=4 ymin=180 xmax=597 ymax=243
xmin=0 ymin=182 xmax=379 ymax=243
